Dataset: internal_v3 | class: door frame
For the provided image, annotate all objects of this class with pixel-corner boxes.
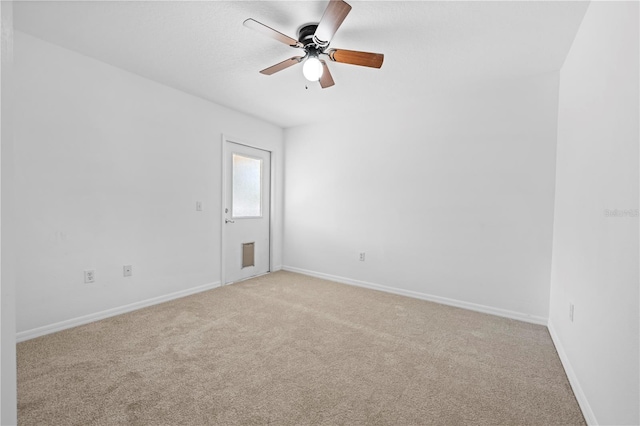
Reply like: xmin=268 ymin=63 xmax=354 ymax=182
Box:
xmin=221 ymin=134 xmax=273 ymax=285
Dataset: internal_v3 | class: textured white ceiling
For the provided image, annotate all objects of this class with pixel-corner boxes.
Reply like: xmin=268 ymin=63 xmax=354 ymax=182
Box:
xmin=14 ymin=1 xmax=589 ymax=128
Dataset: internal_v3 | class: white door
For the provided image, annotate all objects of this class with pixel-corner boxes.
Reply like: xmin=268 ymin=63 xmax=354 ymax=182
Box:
xmin=222 ymin=140 xmax=271 ymax=284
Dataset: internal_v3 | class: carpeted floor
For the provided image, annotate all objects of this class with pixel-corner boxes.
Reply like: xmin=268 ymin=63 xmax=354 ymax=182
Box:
xmin=18 ymin=271 xmax=585 ymax=425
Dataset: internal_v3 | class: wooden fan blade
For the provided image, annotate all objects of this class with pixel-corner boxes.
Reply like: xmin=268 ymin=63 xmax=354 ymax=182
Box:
xmin=244 ymin=18 xmax=302 ymax=48
xmin=319 ymin=60 xmax=335 ymax=88
xmin=328 ymin=48 xmax=384 ymax=68
xmin=259 ymin=56 xmax=304 ymax=75
xmin=314 ymin=0 xmax=352 ymax=45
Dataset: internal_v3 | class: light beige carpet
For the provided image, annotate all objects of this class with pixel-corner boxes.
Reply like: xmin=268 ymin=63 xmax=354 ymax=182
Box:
xmin=18 ymin=271 xmax=584 ymax=425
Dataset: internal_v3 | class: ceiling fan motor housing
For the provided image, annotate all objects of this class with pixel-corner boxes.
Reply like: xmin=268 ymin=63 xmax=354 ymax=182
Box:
xmin=298 ymin=23 xmax=327 ymax=56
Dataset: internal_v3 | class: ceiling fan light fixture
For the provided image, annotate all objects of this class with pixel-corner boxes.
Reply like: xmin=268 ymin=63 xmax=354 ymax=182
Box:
xmin=244 ymin=0 xmax=384 ymax=89
xmin=302 ymin=56 xmax=323 ymax=81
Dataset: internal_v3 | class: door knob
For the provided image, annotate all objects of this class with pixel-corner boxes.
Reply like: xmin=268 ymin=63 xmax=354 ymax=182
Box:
xmin=225 ymin=219 xmax=235 ymax=224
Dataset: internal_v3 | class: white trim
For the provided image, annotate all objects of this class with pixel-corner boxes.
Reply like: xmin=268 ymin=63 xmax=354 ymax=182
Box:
xmin=16 ymin=281 xmax=221 ymax=342
xmin=281 ymin=266 xmax=548 ymax=325
xmin=220 ymin=135 xmax=228 ymax=286
xmin=547 ymin=320 xmax=598 ymax=425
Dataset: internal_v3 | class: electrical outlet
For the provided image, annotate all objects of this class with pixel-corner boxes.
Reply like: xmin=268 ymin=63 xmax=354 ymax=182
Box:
xmin=196 ymin=201 xmax=202 ymax=211
xmin=84 ymin=269 xmax=95 ymax=284
xmin=359 ymin=252 xmax=366 ymax=261
xmin=123 ymin=265 xmax=133 ymax=277
xmin=569 ymin=303 xmax=574 ymax=322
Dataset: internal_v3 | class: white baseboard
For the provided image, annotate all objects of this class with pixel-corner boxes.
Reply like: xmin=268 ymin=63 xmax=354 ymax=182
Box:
xmin=547 ymin=320 xmax=598 ymax=425
xmin=281 ymin=266 xmax=547 ymax=325
xmin=16 ymin=281 xmax=221 ymax=342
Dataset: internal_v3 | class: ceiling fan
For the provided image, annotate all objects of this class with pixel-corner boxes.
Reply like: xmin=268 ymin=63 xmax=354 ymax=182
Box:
xmin=243 ymin=0 xmax=384 ymax=88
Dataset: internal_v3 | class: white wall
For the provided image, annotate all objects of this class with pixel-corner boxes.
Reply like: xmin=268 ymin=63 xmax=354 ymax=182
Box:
xmin=549 ymin=2 xmax=639 ymax=425
xmin=1 ymin=2 xmax=18 ymax=424
xmin=13 ymin=32 xmax=284 ymax=336
xmin=284 ymin=72 xmax=560 ymax=323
